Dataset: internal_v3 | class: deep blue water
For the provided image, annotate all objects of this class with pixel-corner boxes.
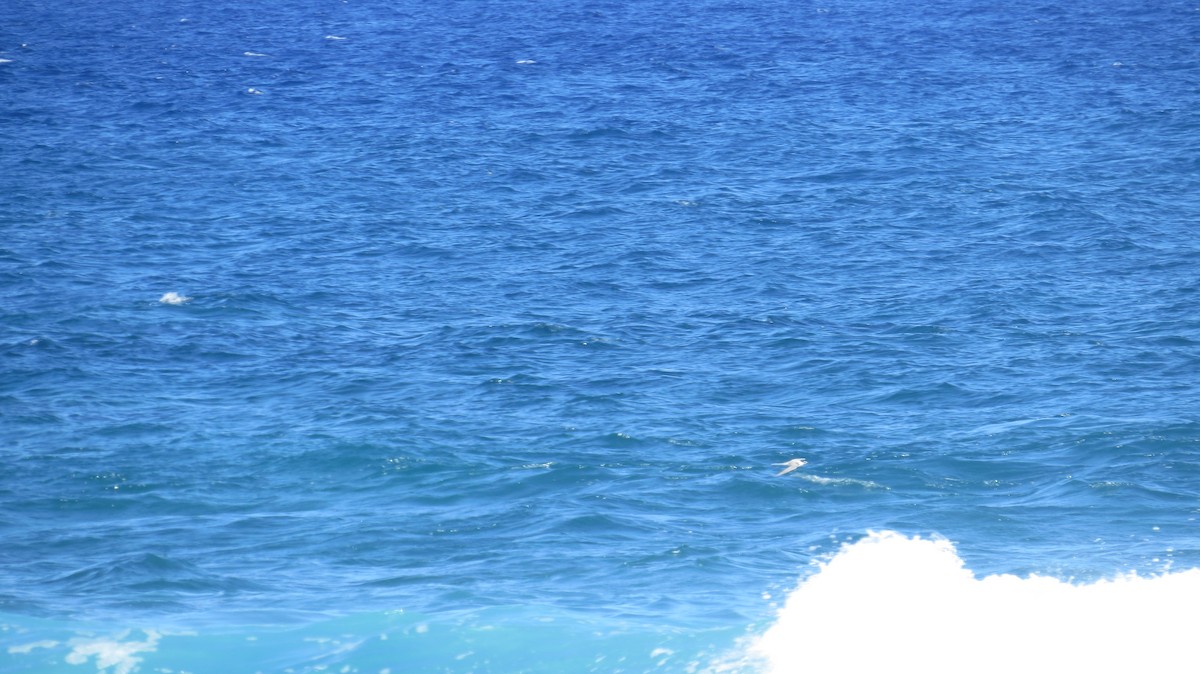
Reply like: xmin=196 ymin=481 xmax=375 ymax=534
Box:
xmin=3 ymin=0 xmax=1200 ymax=671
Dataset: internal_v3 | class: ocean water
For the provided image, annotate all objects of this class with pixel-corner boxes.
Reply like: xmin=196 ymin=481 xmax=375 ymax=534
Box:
xmin=3 ymin=0 xmax=1200 ymax=671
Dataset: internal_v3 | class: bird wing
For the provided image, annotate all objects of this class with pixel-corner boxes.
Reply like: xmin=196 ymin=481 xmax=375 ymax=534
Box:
xmin=774 ymin=459 xmax=807 ymax=476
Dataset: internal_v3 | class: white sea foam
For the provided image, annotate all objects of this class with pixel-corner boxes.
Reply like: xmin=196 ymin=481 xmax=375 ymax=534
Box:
xmin=797 ymin=474 xmax=886 ymax=489
xmin=158 ymin=291 xmax=191 ymax=304
xmin=65 ymin=629 xmax=160 ymax=674
xmin=325 ymin=35 xmax=347 ymax=40
xmin=7 ymin=639 xmax=58 ymax=654
xmin=244 ymin=51 xmax=267 ymax=57
xmin=722 ymin=531 xmax=1200 ymax=673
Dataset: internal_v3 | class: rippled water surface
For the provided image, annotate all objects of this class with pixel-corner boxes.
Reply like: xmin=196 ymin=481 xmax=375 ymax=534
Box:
xmin=2 ymin=0 xmax=1199 ymax=671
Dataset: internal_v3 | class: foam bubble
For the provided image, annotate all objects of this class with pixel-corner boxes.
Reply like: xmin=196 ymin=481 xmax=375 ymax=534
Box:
xmin=733 ymin=531 xmax=1200 ymax=673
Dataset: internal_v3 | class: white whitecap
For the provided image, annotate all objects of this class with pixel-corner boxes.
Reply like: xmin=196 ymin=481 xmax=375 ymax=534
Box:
xmin=246 ymin=87 xmax=264 ymax=95
xmin=244 ymin=51 xmax=267 ymax=57
xmin=325 ymin=35 xmax=347 ymax=40
xmin=515 ymin=59 xmax=536 ymax=65
xmin=0 ymin=59 xmax=13 ymax=64
xmin=723 ymin=531 xmax=1200 ymax=673
xmin=159 ymin=292 xmax=191 ymax=305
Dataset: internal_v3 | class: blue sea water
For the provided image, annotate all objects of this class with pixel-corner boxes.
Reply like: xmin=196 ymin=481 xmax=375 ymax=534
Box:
xmin=2 ymin=0 xmax=1200 ymax=671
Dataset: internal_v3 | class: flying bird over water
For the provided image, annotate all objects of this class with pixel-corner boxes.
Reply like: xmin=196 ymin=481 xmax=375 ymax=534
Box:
xmin=774 ymin=458 xmax=807 ymax=476
xmin=159 ymin=292 xmax=191 ymax=305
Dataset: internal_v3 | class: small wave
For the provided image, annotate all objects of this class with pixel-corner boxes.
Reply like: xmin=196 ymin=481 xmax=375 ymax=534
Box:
xmin=243 ymin=51 xmax=267 ymax=57
xmin=724 ymin=531 xmax=1200 ymax=673
xmin=520 ymin=462 xmax=554 ymax=469
xmin=324 ymin=35 xmax=347 ymax=40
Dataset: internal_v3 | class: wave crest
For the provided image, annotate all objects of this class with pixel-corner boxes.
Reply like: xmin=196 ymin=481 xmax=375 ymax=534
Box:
xmin=730 ymin=531 xmax=1200 ymax=673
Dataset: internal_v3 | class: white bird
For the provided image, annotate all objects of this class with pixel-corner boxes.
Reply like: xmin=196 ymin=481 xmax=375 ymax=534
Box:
xmin=159 ymin=292 xmax=191 ymax=305
xmin=774 ymin=458 xmax=807 ymax=476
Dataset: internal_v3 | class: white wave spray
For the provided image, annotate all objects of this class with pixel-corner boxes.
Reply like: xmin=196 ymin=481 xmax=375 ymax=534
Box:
xmin=724 ymin=531 xmax=1200 ymax=673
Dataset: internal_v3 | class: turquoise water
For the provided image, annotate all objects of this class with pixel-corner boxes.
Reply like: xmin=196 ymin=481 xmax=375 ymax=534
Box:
xmin=3 ymin=0 xmax=1200 ymax=671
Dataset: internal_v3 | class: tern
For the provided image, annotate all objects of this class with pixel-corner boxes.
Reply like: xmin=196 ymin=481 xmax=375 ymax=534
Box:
xmin=774 ymin=458 xmax=807 ymax=476
xmin=159 ymin=292 xmax=191 ymax=305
